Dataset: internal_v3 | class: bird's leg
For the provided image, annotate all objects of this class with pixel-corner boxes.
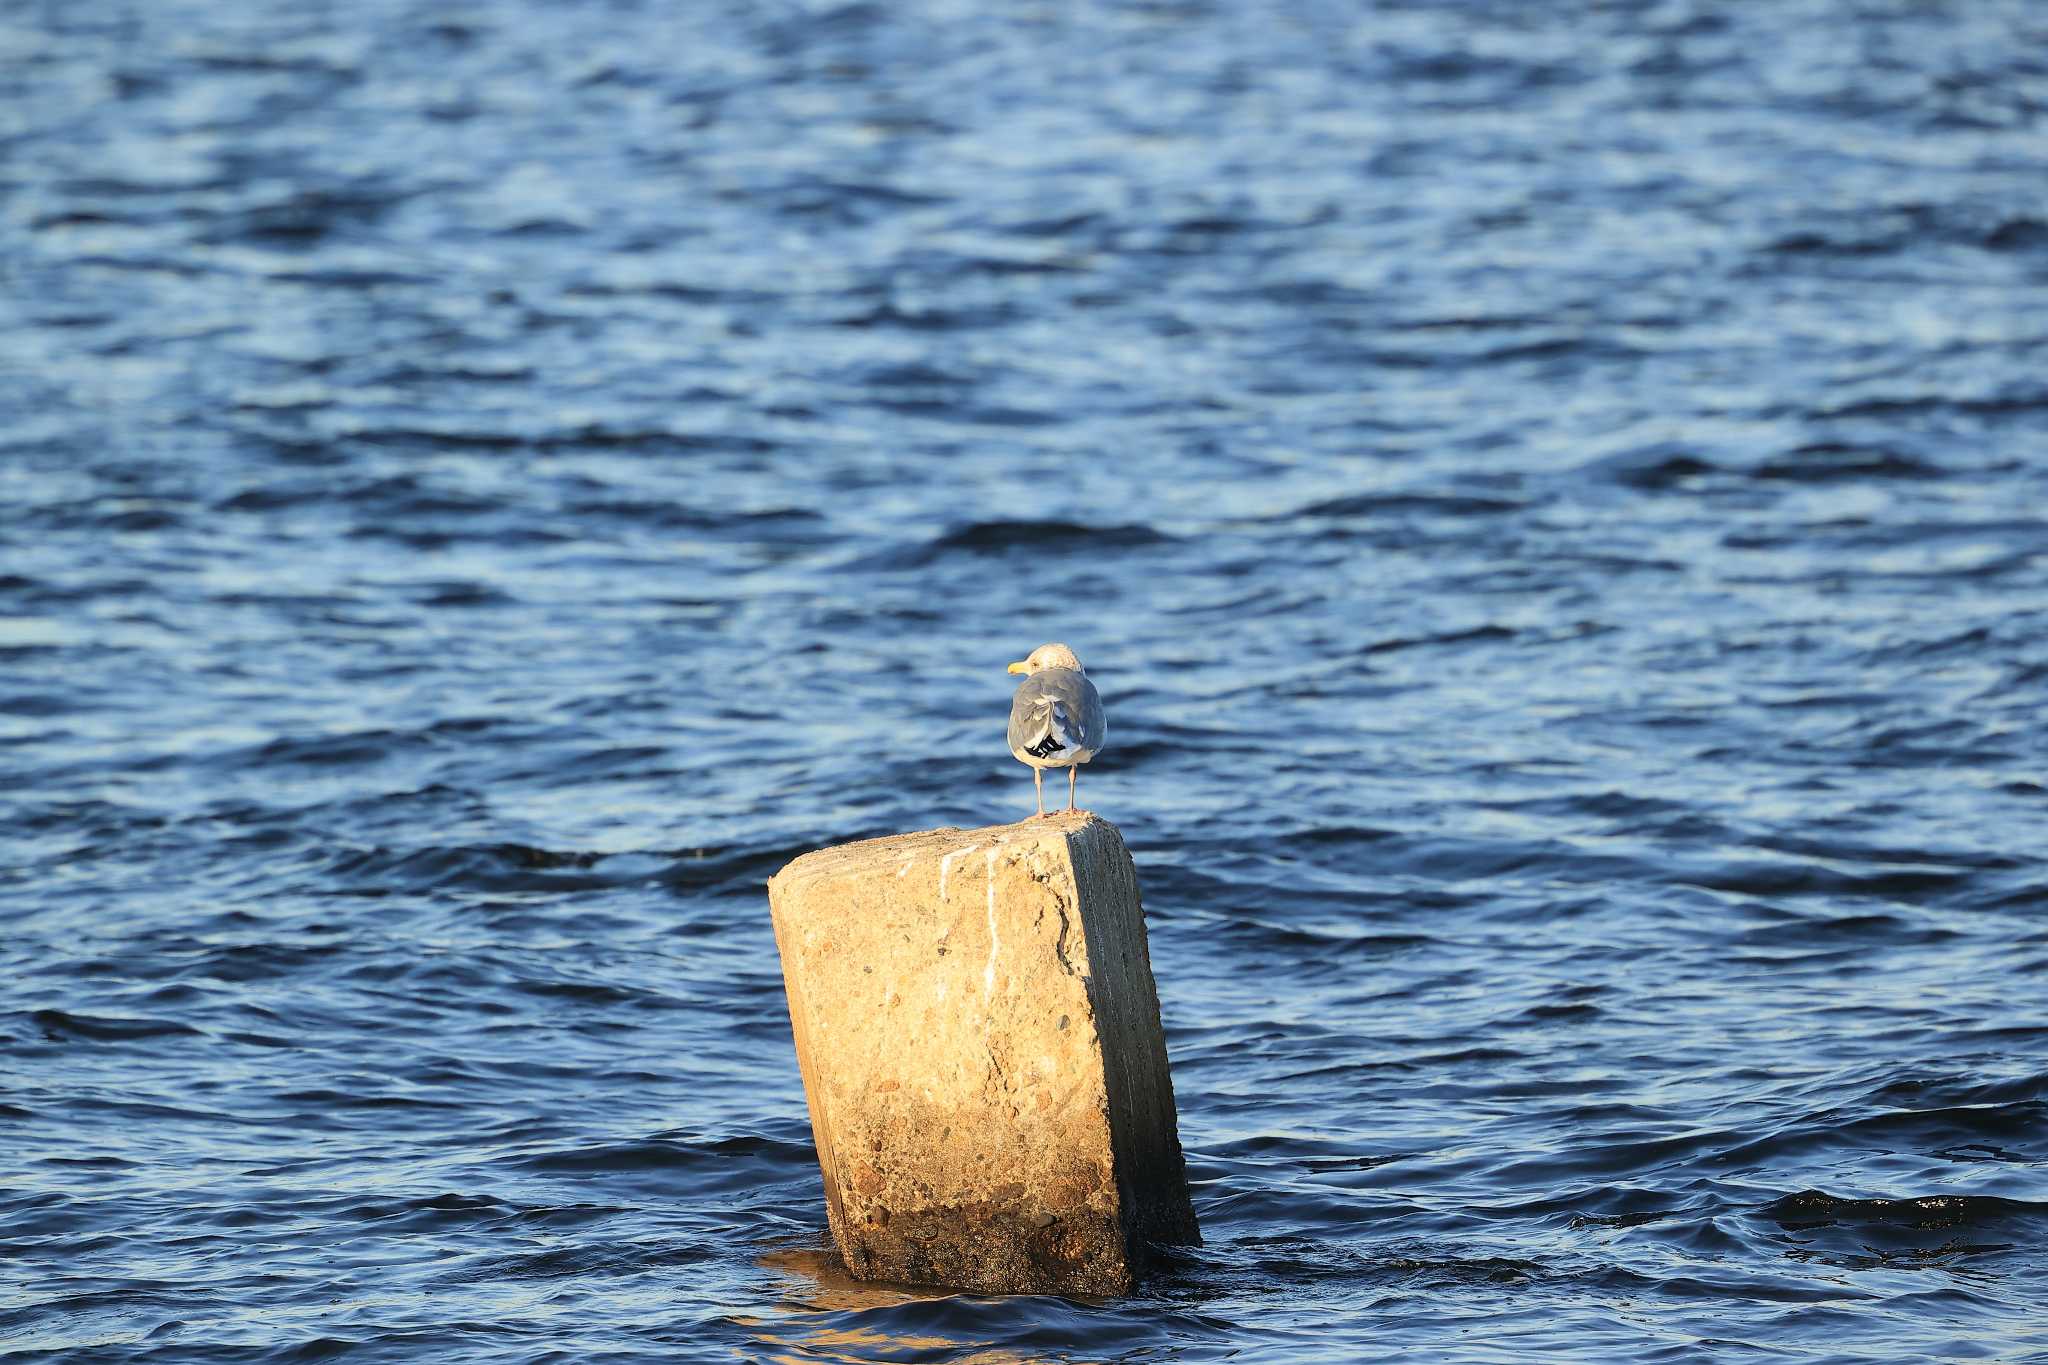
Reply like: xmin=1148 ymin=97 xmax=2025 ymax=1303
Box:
xmin=1034 ymin=767 xmax=1045 ymax=817
xmin=1067 ymin=765 xmax=1078 ymax=812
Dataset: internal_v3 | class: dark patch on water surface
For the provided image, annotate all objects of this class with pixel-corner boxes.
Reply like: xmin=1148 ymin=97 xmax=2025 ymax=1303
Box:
xmin=6 ymin=0 xmax=2048 ymax=1361
xmin=28 ymin=1010 xmax=205 ymax=1044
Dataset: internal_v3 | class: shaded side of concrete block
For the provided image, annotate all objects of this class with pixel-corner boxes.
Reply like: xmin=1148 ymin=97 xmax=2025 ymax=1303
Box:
xmin=765 ymin=811 xmax=1197 ymax=1296
xmin=1067 ymin=819 xmax=1203 ymax=1251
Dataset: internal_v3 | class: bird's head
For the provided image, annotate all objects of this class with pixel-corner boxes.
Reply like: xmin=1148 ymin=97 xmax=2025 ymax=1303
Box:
xmin=1007 ymin=643 xmax=1084 ymax=676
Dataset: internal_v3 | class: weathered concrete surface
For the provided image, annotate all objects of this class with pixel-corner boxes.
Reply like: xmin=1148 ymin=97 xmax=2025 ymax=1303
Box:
xmin=766 ymin=811 xmax=1199 ymax=1296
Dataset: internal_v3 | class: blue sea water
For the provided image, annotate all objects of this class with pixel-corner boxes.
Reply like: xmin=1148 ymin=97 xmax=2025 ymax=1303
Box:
xmin=4 ymin=0 xmax=2048 ymax=1360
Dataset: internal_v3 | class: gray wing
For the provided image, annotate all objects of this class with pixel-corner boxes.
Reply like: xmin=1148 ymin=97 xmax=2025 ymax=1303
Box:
xmin=1008 ymin=668 xmax=1106 ymax=757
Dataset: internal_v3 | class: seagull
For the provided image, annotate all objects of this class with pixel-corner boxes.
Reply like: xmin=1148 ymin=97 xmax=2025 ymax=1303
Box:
xmin=1006 ymin=643 xmax=1106 ymax=817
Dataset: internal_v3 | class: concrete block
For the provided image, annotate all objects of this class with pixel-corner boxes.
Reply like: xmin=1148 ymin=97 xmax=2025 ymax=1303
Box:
xmin=765 ymin=810 xmax=1199 ymax=1296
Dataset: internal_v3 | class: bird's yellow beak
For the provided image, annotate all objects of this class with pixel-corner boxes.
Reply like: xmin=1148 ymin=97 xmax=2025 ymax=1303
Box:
xmin=1006 ymin=660 xmax=1028 ymax=674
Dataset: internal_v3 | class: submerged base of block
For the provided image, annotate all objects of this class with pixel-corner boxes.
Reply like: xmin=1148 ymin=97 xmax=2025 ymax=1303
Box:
xmin=844 ymin=1203 xmax=1133 ymax=1297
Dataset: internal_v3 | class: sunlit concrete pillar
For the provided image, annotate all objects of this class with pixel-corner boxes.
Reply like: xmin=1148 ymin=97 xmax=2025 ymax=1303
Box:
xmin=766 ymin=811 xmax=1199 ymax=1296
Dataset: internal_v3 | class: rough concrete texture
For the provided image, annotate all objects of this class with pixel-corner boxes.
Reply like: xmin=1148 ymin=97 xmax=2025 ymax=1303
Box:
xmin=766 ymin=811 xmax=1200 ymax=1296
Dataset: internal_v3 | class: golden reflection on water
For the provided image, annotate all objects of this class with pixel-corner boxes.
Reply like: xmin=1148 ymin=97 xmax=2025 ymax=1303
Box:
xmin=741 ymin=1245 xmax=1103 ymax=1365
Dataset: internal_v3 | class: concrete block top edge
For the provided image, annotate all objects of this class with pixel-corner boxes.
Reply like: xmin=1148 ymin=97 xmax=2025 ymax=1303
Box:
xmin=767 ymin=810 xmax=1118 ymax=893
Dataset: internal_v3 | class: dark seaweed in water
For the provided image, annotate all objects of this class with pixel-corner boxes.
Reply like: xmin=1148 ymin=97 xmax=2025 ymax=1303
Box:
xmin=5 ymin=0 xmax=2048 ymax=1360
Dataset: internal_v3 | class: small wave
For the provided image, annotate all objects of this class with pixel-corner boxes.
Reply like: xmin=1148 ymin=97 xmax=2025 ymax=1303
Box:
xmin=1767 ymin=228 xmax=1902 ymax=257
xmin=940 ymin=519 xmax=1171 ymax=551
xmin=1271 ymin=824 xmax=1400 ymax=849
xmin=1511 ymin=1001 xmax=1602 ymax=1024
xmin=1575 ymin=445 xmax=1718 ymax=490
xmin=214 ymin=729 xmax=410 ymax=770
xmin=657 ymin=842 xmax=809 ymax=896
xmin=1818 ymin=389 xmax=2048 ymax=420
xmin=1678 ymin=862 xmax=1975 ymax=907
xmin=29 ymin=1009 xmax=202 ymax=1043
xmin=266 ymin=268 xmax=430 ymax=289
xmin=19 ymin=498 xmax=190 ymax=533
xmin=498 ymin=1133 xmax=816 ymax=1201
xmin=1985 ymin=216 xmax=2048 ymax=251
xmin=1369 ymin=1253 xmax=1555 ymax=1287
xmin=1753 ymin=442 xmax=1940 ymax=482
xmin=1714 ymin=1101 xmax=2048 ymax=1172
xmin=407 ymin=580 xmax=514 ymax=608
xmin=1566 ymin=1185 xmax=1690 ymax=1230
xmin=995 ymin=210 xmax=1105 ymax=238
xmin=872 ymin=399 xmax=1062 ymax=426
xmin=1220 ymin=919 xmax=1434 ymax=959
xmin=273 ymin=1088 xmax=467 ymax=1112
xmin=561 ymin=277 xmax=779 ymax=303
xmin=1758 ymin=1190 xmax=2048 ymax=1232
xmin=847 ymin=360 xmax=979 ymax=388
xmin=319 ymin=842 xmax=621 ymax=895
xmin=0 ymin=690 xmax=79 ymax=716
xmin=829 ymin=300 xmax=1021 ymax=330
xmin=1861 ymin=1069 xmax=2048 ymax=1112
xmin=511 ymin=977 xmax=679 ymax=1008
xmin=542 ymin=424 xmax=778 ymax=454
xmin=1767 ymin=205 xmax=2048 ymax=258
xmin=454 ymin=1239 xmax=712 ymax=1283
xmin=1362 ymin=623 xmax=1517 ymax=655
xmin=867 ymin=519 xmax=1175 ymax=568
xmin=337 ymin=1191 xmax=512 ymax=1227
xmin=1290 ymin=491 xmax=1524 ymax=519
xmin=562 ymin=500 xmax=822 ymax=537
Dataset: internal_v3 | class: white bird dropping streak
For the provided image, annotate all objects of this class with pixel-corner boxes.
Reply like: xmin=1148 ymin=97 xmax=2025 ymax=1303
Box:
xmin=983 ymin=848 xmax=1000 ymax=999
xmin=938 ymin=844 xmax=979 ymax=901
